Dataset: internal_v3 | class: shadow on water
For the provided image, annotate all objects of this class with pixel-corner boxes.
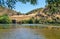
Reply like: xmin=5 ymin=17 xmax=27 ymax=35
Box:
xmin=0 ymin=24 xmax=60 ymax=39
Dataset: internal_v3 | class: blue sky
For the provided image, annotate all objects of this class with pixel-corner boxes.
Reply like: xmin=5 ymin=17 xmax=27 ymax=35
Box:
xmin=13 ymin=0 xmax=46 ymax=13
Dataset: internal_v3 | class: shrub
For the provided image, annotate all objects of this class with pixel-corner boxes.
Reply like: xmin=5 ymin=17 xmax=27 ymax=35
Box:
xmin=0 ymin=14 xmax=11 ymax=24
xmin=27 ymin=19 xmax=33 ymax=24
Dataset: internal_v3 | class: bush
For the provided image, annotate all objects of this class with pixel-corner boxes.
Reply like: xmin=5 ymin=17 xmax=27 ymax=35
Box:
xmin=27 ymin=19 xmax=33 ymax=24
xmin=21 ymin=20 xmax=28 ymax=24
xmin=0 ymin=14 xmax=11 ymax=24
xmin=34 ymin=18 xmax=39 ymax=24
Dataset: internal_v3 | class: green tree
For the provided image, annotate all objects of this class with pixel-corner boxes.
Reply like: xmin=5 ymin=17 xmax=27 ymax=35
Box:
xmin=0 ymin=14 xmax=11 ymax=24
xmin=0 ymin=0 xmax=37 ymax=9
xmin=46 ymin=0 xmax=60 ymax=14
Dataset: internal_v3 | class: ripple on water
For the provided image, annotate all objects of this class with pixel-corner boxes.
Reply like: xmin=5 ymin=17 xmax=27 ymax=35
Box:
xmin=0 ymin=28 xmax=46 ymax=39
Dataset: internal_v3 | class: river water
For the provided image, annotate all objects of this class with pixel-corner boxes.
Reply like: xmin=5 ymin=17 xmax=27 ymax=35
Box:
xmin=0 ymin=24 xmax=60 ymax=39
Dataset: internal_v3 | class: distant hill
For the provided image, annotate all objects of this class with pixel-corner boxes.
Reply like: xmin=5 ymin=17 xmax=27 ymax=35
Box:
xmin=9 ymin=7 xmax=60 ymax=22
xmin=0 ymin=7 xmax=60 ymax=24
xmin=26 ymin=7 xmax=60 ymax=18
xmin=0 ymin=7 xmax=22 ymax=16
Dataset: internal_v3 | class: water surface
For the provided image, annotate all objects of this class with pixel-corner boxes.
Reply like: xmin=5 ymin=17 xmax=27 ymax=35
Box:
xmin=0 ymin=24 xmax=60 ymax=39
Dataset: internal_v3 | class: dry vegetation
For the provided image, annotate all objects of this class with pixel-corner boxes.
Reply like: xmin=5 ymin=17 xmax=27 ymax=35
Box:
xmin=0 ymin=7 xmax=60 ymax=24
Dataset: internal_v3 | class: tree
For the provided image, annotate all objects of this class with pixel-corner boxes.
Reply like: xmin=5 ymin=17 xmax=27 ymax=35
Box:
xmin=46 ymin=0 xmax=60 ymax=14
xmin=0 ymin=14 xmax=11 ymax=24
xmin=0 ymin=0 xmax=37 ymax=9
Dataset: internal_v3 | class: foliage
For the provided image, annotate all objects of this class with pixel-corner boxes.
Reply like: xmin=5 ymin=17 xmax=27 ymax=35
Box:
xmin=0 ymin=0 xmax=37 ymax=9
xmin=17 ymin=16 xmax=60 ymax=24
xmin=21 ymin=18 xmax=33 ymax=24
xmin=0 ymin=14 xmax=11 ymax=24
xmin=34 ymin=18 xmax=39 ymax=24
xmin=27 ymin=18 xmax=33 ymax=24
xmin=22 ymin=20 xmax=28 ymax=24
xmin=46 ymin=0 xmax=60 ymax=14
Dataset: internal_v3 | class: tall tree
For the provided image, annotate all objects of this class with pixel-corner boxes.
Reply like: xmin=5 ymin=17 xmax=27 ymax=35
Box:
xmin=0 ymin=0 xmax=37 ymax=9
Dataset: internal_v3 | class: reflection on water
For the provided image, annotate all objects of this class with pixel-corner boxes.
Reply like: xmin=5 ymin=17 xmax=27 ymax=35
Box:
xmin=0 ymin=24 xmax=60 ymax=39
xmin=0 ymin=28 xmax=45 ymax=39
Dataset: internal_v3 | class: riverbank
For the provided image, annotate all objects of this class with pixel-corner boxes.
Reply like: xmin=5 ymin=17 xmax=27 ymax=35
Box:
xmin=0 ymin=24 xmax=60 ymax=29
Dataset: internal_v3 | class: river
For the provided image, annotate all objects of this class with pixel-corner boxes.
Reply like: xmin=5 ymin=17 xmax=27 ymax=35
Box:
xmin=0 ymin=24 xmax=60 ymax=39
